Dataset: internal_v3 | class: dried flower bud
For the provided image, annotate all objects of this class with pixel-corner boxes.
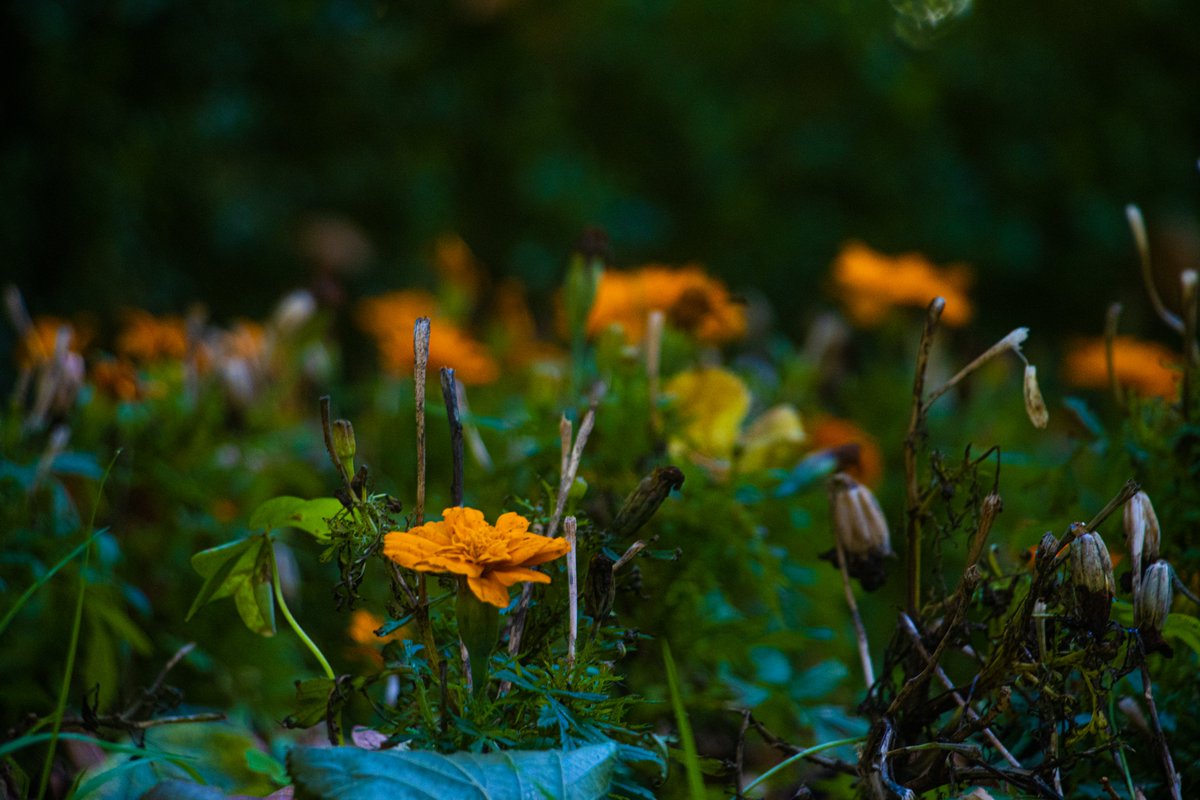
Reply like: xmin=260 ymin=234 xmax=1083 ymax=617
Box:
xmin=584 ymin=552 xmax=616 ymax=623
xmin=1070 ymin=530 xmax=1115 ymax=632
xmin=610 ymin=466 xmax=685 ymax=540
xmin=831 ymin=473 xmax=893 ymax=558
xmin=1124 ymin=490 xmax=1161 ymax=586
xmin=825 ymin=472 xmax=893 ymax=591
xmin=1023 ymin=364 xmax=1048 ymax=429
xmin=1135 ymin=560 xmax=1173 ymax=639
xmin=332 ymin=419 xmax=357 ymax=474
xmin=1034 ymin=532 xmax=1060 ymax=571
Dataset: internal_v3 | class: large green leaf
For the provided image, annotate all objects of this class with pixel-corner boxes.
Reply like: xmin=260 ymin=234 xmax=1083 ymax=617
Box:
xmin=250 ymin=496 xmax=344 ymax=541
xmin=185 ymin=534 xmax=276 ymax=636
xmin=287 ymin=742 xmax=619 ymax=800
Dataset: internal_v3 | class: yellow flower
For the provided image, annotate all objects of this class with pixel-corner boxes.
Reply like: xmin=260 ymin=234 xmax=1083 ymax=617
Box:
xmin=383 ymin=507 xmax=570 ymax=608
xmin=1063 ymin=336 xmax=1179 ymax=399
xmin=356 ymin=291 xmax=499 ymax=385
xmin=586 ymin=265 xmax=746 ymax=344
xmin=117 ymin=310 xmax=190 ymax=362
xmin=664 ymin=367 xmax=752 ymax=464
xmin=737 ymin=404 xmax=806 ymax=472
xmin=831 ymin=241 xmax=973 ymax=327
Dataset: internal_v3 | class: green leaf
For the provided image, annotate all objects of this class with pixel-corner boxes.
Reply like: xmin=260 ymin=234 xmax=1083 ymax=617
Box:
xmin=250 ymin=496 xmax=344 ymax=541
xmin=287 ymin=742 xmax=619 ymax=800
xmin=662 ymin=642 xmax=705 ymax=800
xmin=186 ymin=535 xmax=276 ymax=636
xmin=283 ymin=678 xmax=336 ymax=730
xmin=1163 ymin=612 xmax=1200 ymax=657
xmin=245 ymin=748 xmax=290 ymax=787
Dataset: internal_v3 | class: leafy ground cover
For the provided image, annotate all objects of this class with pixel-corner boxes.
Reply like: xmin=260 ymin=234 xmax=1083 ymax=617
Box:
xmin=2 ymin=213 xmax=1198 ymax=799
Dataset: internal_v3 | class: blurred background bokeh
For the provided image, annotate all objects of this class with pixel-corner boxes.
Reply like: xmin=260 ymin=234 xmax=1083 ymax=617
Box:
xmin=4 ymin=0 xmax=1199 ymax=338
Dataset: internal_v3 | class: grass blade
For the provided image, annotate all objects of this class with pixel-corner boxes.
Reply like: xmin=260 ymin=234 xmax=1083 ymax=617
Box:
xmin=663 ymin=641 xmax=705 ymax=800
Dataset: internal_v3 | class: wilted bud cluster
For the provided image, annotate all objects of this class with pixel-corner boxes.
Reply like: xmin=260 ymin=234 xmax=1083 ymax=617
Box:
xmin=331 ymin=418 xmax=357 ymax=474
xmin=1023 ymin=365 xmax=1049 ymax=429
xmin=1069 ymin=530 xmax=1115 ymax=633
xmin=824 ymin=472 xmax=893 ymax=591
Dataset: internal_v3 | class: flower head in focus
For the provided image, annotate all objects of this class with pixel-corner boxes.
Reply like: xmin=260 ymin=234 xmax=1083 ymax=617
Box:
xmin=1063 ymin=336 xmax=1179 ymax=399
xmin=356 ymin=291 xmax=499 ymax=384
xmin=831 ymin=241 xmax=973 ymax=327
xmin=383 ymin=507 xmax=570 ymax=607
xmin=586 ymin=265 xmax=746 ymax=344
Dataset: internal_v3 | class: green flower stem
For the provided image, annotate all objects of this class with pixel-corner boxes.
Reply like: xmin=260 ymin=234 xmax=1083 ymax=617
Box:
xmin=36 ymin=450 xmax=120 ymax=800
xmin=269 ymin=540 xmax=335 ymax=682
xmin=738 ymin=736 xmax=865 ymax=797
xmin=456 ymin=580 xmax=500 ymax=698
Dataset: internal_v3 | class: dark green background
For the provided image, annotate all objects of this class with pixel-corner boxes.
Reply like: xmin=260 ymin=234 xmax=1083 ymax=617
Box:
xmin=4 ymin=0 xmax=1198 ymax=337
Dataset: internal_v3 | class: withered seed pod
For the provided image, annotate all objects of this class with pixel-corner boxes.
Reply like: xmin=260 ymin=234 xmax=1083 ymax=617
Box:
xmin=1135 ymin=560 xmax=1174 ymax=656
xmin=824 ymin=472 xmax=893 ymax=591
xmin=584 ymin=552 xmax=617 ymax=623
xmin=610 ymin=466 xmax=685 ymax=540
xmin=1070 ymin=530 xmax=1115 ymax=633
xmin=1124 ymin=490 xmax=1161 ymax=584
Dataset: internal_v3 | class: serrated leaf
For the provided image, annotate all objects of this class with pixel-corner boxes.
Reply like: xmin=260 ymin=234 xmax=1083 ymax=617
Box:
xmin=250 ymin=496 xmax=344 ymax=541
xmin=287 ymin=741 xmax=619 ymax=800
xmin=186 ymin=535 xmax=275 ymax=636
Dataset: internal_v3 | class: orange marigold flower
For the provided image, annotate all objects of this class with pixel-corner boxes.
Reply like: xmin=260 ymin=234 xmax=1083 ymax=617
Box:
xmin=356 ymin=291 xmax=499 ymax=385
xmin=1063 ymin=336 xmax=1179 ymax=399
xmin=221 ymin=320 xmax=266 ymax=361
xmin=117 ymin=310 xmax=189 ymax=362
xmin=91 ymin=358 xmax=142 ymax=402
xmin=383 ymin=507 xmax=570 ymax=608
xmin=587 ymin=265 xmax=746 ymax=344
xmin=809 ymin=416 xmax=884 ymax=488
xmin=347 ymin=609 xmax=408 ymax=646
xmin=831 ymin=241 xmax=973 ymax=327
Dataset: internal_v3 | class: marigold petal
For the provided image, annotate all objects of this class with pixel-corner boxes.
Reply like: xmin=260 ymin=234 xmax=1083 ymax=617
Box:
xmin=419 ymin=553 xmax=483 ymax=577
xmin=505 ymin=535 xmax=572 ymax=567
xmin=490 ymin=567 xmax=552 ymax=587
xmin=468 ymin=574 xmax=512 ymax=608
xmin=382 ymin=532 xmax=442 ymax=570
xmin=494 ymin=512 xmax=530 ymax=537
xmin=406 ymin=520 xmax=453 ymax=546
xmin=442 ymin=506 xmax=486 ymax=531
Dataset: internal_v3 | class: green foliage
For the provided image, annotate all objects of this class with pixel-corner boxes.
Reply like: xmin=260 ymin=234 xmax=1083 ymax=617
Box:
xmin=287 ymin=741 xmax=620 ymax=800
xmin=186 ymin=534 xmax=276 ymax=637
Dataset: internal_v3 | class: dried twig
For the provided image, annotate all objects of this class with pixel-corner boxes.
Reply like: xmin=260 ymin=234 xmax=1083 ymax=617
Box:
xmin=1126 ymin=205 xmax=1183 ymax=335
xmin=904 ymin=297 xmax=944 ymax=617
xmin=1140 ymin=663 xmax=1182 ymax=800
xmin=1105 ymin=303 xmax=1125 ymax=409
xmin=565 ymin=517 xmax=578 ymax=670
xmin=440 ymin=368 xmax=464 ymax=507
xmin=413 ymin=318 xmax=431 ymax=525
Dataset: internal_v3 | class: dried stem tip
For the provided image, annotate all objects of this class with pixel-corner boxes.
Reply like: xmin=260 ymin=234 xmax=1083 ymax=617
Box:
xmin=331 ymin=419 xmax=356 ymax=473
xmin=1070 ymin=530 xmax=1115 ymax=632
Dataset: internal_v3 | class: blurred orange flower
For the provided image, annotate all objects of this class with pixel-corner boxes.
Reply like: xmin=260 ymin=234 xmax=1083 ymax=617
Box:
xmin=383 ymin=507 xmax=570 ymax=608
xmin=435 ymin=233 xmax=484 ymax=301
xmin=117 ymin=310 xmax=189 ymax=362
xmin=831 ymin=241 xmax=973 ymax=327
xmin=809 ymin=416 xmax=884 ymax=487
xmin=347 ymin=609 xmax=409 ymax=663
xmin=91 ymin=358 xmax=142 ymax=402
xmin=1063 ymin=336 xmax=1179 ymax=399
xmin=356 ymin=291 xmax=499 ymax=384
xmin=16 ymin=316 xmax=88 ymax=369
xmin=492 ymin=279 xmax=564 ymax=366
xmin=587 ymin=265 xmax=746 ymax=344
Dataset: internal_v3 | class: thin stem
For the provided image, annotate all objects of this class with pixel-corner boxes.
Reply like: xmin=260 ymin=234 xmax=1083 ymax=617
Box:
xmin=738 ymin=736 xmax=865 ymax=796
xmin=904 ymin=297 xmax=943 ymax=618
xmin=829 ymin=481 xmax=873 ymax=689
xmin=1182 ymin=270 xmax=1198 ymax=419
xmin=36 ymin=450 xmax=121 ymax=800
xmin=270 ymin=540 xmax=334 ymax=682
xmin=414 ymin=317 xmax=430 ymax=525
xmin=924 ymin=328 xmax=1029 ymax=409
xmin=1140 ymin=663 xmax=1181 ymax=800
xmin=565 ymin=517 xmax=578 ymax=670
xmin=440 ymin=368 xmax=464 ymax=507
xmin=1126 ymin=204 xmax=1184 ymax=334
